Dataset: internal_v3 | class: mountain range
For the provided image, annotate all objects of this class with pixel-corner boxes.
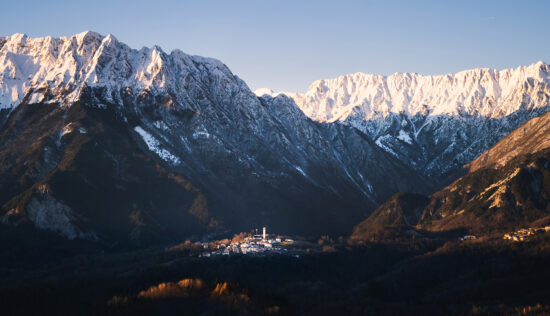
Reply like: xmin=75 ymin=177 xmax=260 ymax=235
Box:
xmin=1 ymin=31 xmax=549 ymax=243
xmin=0 ymin=31 xmax=428 ymax=243
xmin=257 ymin=62 xmax=550 ymax=180
xmin=351 ymin=109 xmax=550 ymax=241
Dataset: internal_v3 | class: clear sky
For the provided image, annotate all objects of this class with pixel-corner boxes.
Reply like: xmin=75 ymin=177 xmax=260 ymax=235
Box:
xmin=2 ymin=0 xmax=548 ymax=92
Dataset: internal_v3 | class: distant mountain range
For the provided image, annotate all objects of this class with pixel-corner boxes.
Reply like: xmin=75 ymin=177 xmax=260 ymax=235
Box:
xmin=0 ymin=31 xmax=549 ymax=243
xmin=257 ymin=62 xmax=550 ymax=179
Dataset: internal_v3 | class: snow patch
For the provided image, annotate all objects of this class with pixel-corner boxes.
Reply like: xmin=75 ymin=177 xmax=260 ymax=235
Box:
xmin=295 ymin=166 xmax=307 ymax=177
xmin=153 ymin=120 xmax=169 ymax=131
xmin=357 ymin=172 xmax=374 ymax=193
xmin=397 ymin=130 xmax=412 ymax=144
xmin=134 ymin=126 xmax=181 ymax=165
xmin=366 ymin=182 xmax=373 ymax=193
xmin=375 ymin=135 xmax=398 ymax=157
xmin=192 ymin=131 xmax=211 ymax=139
xmin=179 ymin=136 xmax=193 ymax=152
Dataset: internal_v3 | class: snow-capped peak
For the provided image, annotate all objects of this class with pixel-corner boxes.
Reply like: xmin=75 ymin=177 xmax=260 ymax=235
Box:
xmin=258 ymin=62 xmax=550 ymax=122
xmin=254 ymin=88 xmax=275 ymax=97
xmin=256 ymin=61 xmax=550 ymax=178
xmin=0 ymin=31 xmax=242 ymax=110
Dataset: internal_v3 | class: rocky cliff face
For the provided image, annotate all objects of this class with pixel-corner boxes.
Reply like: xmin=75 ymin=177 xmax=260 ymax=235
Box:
xmin=420 ymin=110 xmax=550 ymax=234
xmin=351 ymin=110 xmax=550 ymax=237
xmin=0 ymin=32 xmax=430 ymax=242
xmin=258 ymin=62 xmax=550 ymax=179
xmin=468 ymin=110 xmax=550 ymax=172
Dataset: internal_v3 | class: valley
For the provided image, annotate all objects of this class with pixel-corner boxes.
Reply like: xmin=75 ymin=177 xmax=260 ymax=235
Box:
xmin=2 ymin=224 xmax=550 ymax=315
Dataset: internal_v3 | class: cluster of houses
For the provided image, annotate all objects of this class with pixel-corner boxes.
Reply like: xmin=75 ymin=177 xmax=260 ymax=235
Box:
xmin=198 ymin=227 xmax=295 ymax=257
xmin=503 ymin=226 xmax=550 ymax=242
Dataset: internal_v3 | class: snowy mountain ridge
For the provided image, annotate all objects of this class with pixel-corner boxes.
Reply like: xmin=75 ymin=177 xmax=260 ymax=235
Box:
xmin=2 ymin=30 xmax=549 ymax=181
xmin=255 ymin=62 xmax=550 ymax=122
xmin=0 ymin=31 xmax=240 ymax=111
xmin=256 ymin=63 xmax=550 ymax=178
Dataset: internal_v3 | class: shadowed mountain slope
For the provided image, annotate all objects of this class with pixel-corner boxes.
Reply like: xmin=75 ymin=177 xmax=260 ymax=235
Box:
xmin=259 ymin=62 xmax=550 ymax=181
xmin=0 ymin=32 xmax=431 ymax=243
xmin=349 ymin=192 xmax=430 ymax=241
xmin=351 ymin=110 xmax=550 ymax=239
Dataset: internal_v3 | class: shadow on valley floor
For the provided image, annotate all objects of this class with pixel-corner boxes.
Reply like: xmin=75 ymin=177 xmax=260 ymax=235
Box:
xmin=2 ymin=228 xmax=550 ymax=316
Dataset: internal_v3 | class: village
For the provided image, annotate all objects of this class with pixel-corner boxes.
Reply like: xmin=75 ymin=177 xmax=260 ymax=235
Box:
xmin=503 ymin=226 xmax=550 ymax=242
xmin=200 ymin=227 xmax=298 ymax=257
xmin=166 ymin=227 xmax=308 ymax=258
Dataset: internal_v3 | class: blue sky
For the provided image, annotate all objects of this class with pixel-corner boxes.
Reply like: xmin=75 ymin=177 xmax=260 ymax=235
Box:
xmin=2 ymin=0 xmax=548 ymax=92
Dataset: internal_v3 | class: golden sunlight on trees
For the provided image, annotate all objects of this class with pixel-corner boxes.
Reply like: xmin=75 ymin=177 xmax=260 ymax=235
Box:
xmin=137 ymin=278 xmax=206 ymax=299
xmin=106 ymin=277 xmax=282 ymax=314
